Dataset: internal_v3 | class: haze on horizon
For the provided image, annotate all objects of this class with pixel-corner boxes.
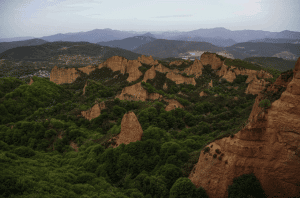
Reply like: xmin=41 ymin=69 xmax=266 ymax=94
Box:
xmin=1 ymin=0 xmax=299 ymax=39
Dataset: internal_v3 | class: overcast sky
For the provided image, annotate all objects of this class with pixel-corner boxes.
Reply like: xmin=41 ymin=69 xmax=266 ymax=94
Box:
xmin=1 ymin=0 xmax=299 ymax=38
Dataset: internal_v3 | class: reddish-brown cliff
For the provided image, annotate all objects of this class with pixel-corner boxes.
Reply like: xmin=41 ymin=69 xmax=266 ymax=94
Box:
xmin=189 ymin=58 xmax=300 ymax=198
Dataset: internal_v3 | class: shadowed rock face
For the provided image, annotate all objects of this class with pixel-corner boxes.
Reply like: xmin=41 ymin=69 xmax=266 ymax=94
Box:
xmin=80 ymin=101 xmax=106 ymax=121
xmin=50 ymin=66 xmax=80 ymax=85
xmin=189 ymin=57 xmax=300 ymax=198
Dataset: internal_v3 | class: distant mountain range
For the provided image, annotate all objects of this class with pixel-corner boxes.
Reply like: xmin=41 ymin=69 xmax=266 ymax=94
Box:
xmin=0 ymin=27 xmax=299 ymax=63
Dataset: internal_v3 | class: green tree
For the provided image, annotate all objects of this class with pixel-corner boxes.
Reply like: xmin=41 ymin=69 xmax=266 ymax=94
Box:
xmin=169 ymin=177 xmax=197 ymax=198
xmin=156 ymin=164 xmax=182 ymax=190
xmin=259 ymin=99 xmax=271 ymax=110
xmin=228 ymin=173 xmax=267 ymax=198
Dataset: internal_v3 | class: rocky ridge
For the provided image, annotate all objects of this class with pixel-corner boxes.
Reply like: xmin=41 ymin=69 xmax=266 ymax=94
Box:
xmin=188 ymin=57 xmax=300 ymax=198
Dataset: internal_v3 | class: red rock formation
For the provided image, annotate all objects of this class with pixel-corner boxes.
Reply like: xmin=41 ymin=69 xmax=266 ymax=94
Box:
xmin=166 ymin=71 xmax=196 ymax=86
xmin=245 ymin=76 xmax=269 ymax=95
xmin=208 ymin=79 xmax=213 ymax=88
xmin=82 ymin=81 xmax=88 ymax=95
xmin=169 ymin=60 xmax=184 ymax=66
xmin=200 ymin=52 xmax=223 ymax=70
xmin=126 ymin=60 xmax=143 ymax=82
xmin=163 ymin=82 xmax=168 ymax=90
xmin=155 ymin=63 xmax=172 ymax=73
xmin=115 ymin=112 xmax=143 ymax=146
xmin=222 ymin=69 xmax=236 ymax=83
xmin=182 ymin=59 xmax=204 ymax=78
xmin=164 ymin=98 xmax=184 ymax=111
xmin=189 ymin=58 xmax=300 ymax=198
xmin=200 ymin=91 xmax=208 ymax=97
xmin=78 ymin=65 xmax=96 ymax=75
xmin=115 ymin=82 xmax=149 ymax=102
xmin=50 ymin=66 xmax=80 ymax=85
xmin=28 ymin=77 xmax=34 ymax=85
xmin=143 ymin=66 xmax=156 ymax=82
xmin=137 ymin=55 xmax=159 ymax=66
xmin=81 ymin=101 xmax=106 ymax=121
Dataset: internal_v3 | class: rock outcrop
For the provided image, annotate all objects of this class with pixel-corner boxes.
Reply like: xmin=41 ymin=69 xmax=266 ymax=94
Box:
xmin=82 ymin=81 xmax=88 ymax=95
xmin=200 ymin=91 xmax=208 ymax=97
xmin=143 ymin=66 xmax=156 ymax=82
xmin=169 ymin=60 xmax=184 ymax=66
xmin=137 ymin=55 xmax=159 ymax=66
xmin=114 ymin=112 xmax=143 ymax=146
xmin=80 ymin=101 xmax=106 ymax=121
xmin=189 ymin=58 xmax=300 ymax=198
xmin=163 ymin=82 xmax=168 ymax=90
xmin=208 ymin=79 xmax=213 ymax=88
xmin=126 ymin=60 xmax=143 ymax=82
xmin=200 ymin=52 xmax=223 ymax=70
xmin=78 ymin=65 xmax=96 ymax=75
xmin=166 ymin=71 xmax=196 ymax=86
xmin=28 ymin=77 xmax=34 ymax=85
xmin=245 ymin=76 xmax=269 ymax=95
xmin=50 ymin=66 xmax=80 ymax=85
xmin=182 ymin=59 xmax=204 ymax=78
xmin=164 ymin=98 xmax=185 ymax=111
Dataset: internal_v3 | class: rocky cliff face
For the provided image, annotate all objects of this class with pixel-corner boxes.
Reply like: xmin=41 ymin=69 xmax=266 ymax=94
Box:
xmin=80 ymin=101 xmax=106 ymax=121
xmin=200 ymin=91 xmax=208 ymax=97
xmin=182 ymin=59 xmax=204 ymax=78
xmin=245 ymin=76 xmax=269 ymax=95
xmin=143 ymin=66 xmax=156 ymax=83
xmin=114 ymin=112 xmax=144 ymax=147
xmin=169 ymin=60 xmax=184 ymax=66
xmin=189 ymin=58 xmax=300 ymax=198
xmin=50 ymin=66 xmax=80 ymax=85
xmin=208 ymin=79 xmax=213 ymax=88
xmin=82 ymin=81 xmax=88 ymax=95
xmin=200 ymin=53 xmax=223 ymax=70
xmin=164 ymin=98 xmax=184 ymax=111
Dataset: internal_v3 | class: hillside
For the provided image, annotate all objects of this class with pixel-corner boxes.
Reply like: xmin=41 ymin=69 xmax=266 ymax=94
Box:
xmin=0 ymin=52 xmax=299 ymax=198
xmin=0 ymin=41 xmax=160 ymax=62
xmin=0 ymin=38 xmax=48 ymax=54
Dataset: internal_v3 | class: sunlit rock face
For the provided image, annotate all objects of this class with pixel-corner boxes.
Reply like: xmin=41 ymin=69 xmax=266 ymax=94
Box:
xmin=189 ymin=58 xmax=300 ymax=198
xmin=169 ymin=60 xmax=184 ymax=66
xmin=126 ymin=60 xmax=143 ymax=82
xmin=199 ymin=91 xmax=208 ymax=97
xmin=50 ymin=66 xmax=80 ymax=85
xmin=245 ymin=76 xmax=269 ymax=95
xmin=164 ymin=98 xmax=184 ymax=111
xmin=200 ymin=52 xmax=223 ymax=70
xmin=143 ymin=66 xmax=156 ymax=83
xmin=137 ymin=55 xmax=159 ymax=66
xmin=115 ymin=111 xmax=144 ymax=146
xmin=115 ymin=82 xmax=149 ymax=102
xmin=155 ymin=64 xmax=173 ymax=73
xmin=208 ymin=79 xmax=213 ymax=88
xmin=82 ymin=81 xmax=88 ymax=95
xmin=78 ymin=65 xmax=96 ymax=75
xmin=28 ymin=77 xmax=34 ymax=85
xmin=80 ymin=101 xmax=106 ymax=121
xmin=166 ymin=71 xmax=196 ymax=86
xmin=182 ymin=59 xmax=204 ymax=78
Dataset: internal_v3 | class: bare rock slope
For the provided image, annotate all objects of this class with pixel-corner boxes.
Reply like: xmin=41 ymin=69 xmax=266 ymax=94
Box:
xmin=188 ymin=57 xmax=300 ymax=198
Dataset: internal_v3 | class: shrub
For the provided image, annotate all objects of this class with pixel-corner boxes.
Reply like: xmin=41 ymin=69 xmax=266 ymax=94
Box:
xmin=12 ymin=146 xmax=35 ymax=158
xmin=215 ymin=149 xmax=221 ymax=154
xmin=213 ymin=154 xmax=217 ymax=158
xmin=170 ymin=177 xmax=197 ymax=198
xmin=258 ymin=99 xmax=271 ymax=109
xmin=44 ymin=129 xmax=57 ymax=138
xmin=228 ymin=173 xmax=267 ymax=198
xmin=0 ymin=140 xmax=10 ymax=151
xmin=203 ymin=147 xmax=210 ymax=154
xmin=218 ymin=156 xmax=222 ymax=161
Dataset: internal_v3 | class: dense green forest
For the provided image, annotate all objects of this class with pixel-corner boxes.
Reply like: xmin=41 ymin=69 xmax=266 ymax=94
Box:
xmin=0 ymin=54 xmax=287 ymax=197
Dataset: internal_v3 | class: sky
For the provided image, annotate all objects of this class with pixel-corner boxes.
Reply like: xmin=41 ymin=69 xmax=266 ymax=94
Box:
xmin=1 ymin=0 xmax=300 ymax=38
